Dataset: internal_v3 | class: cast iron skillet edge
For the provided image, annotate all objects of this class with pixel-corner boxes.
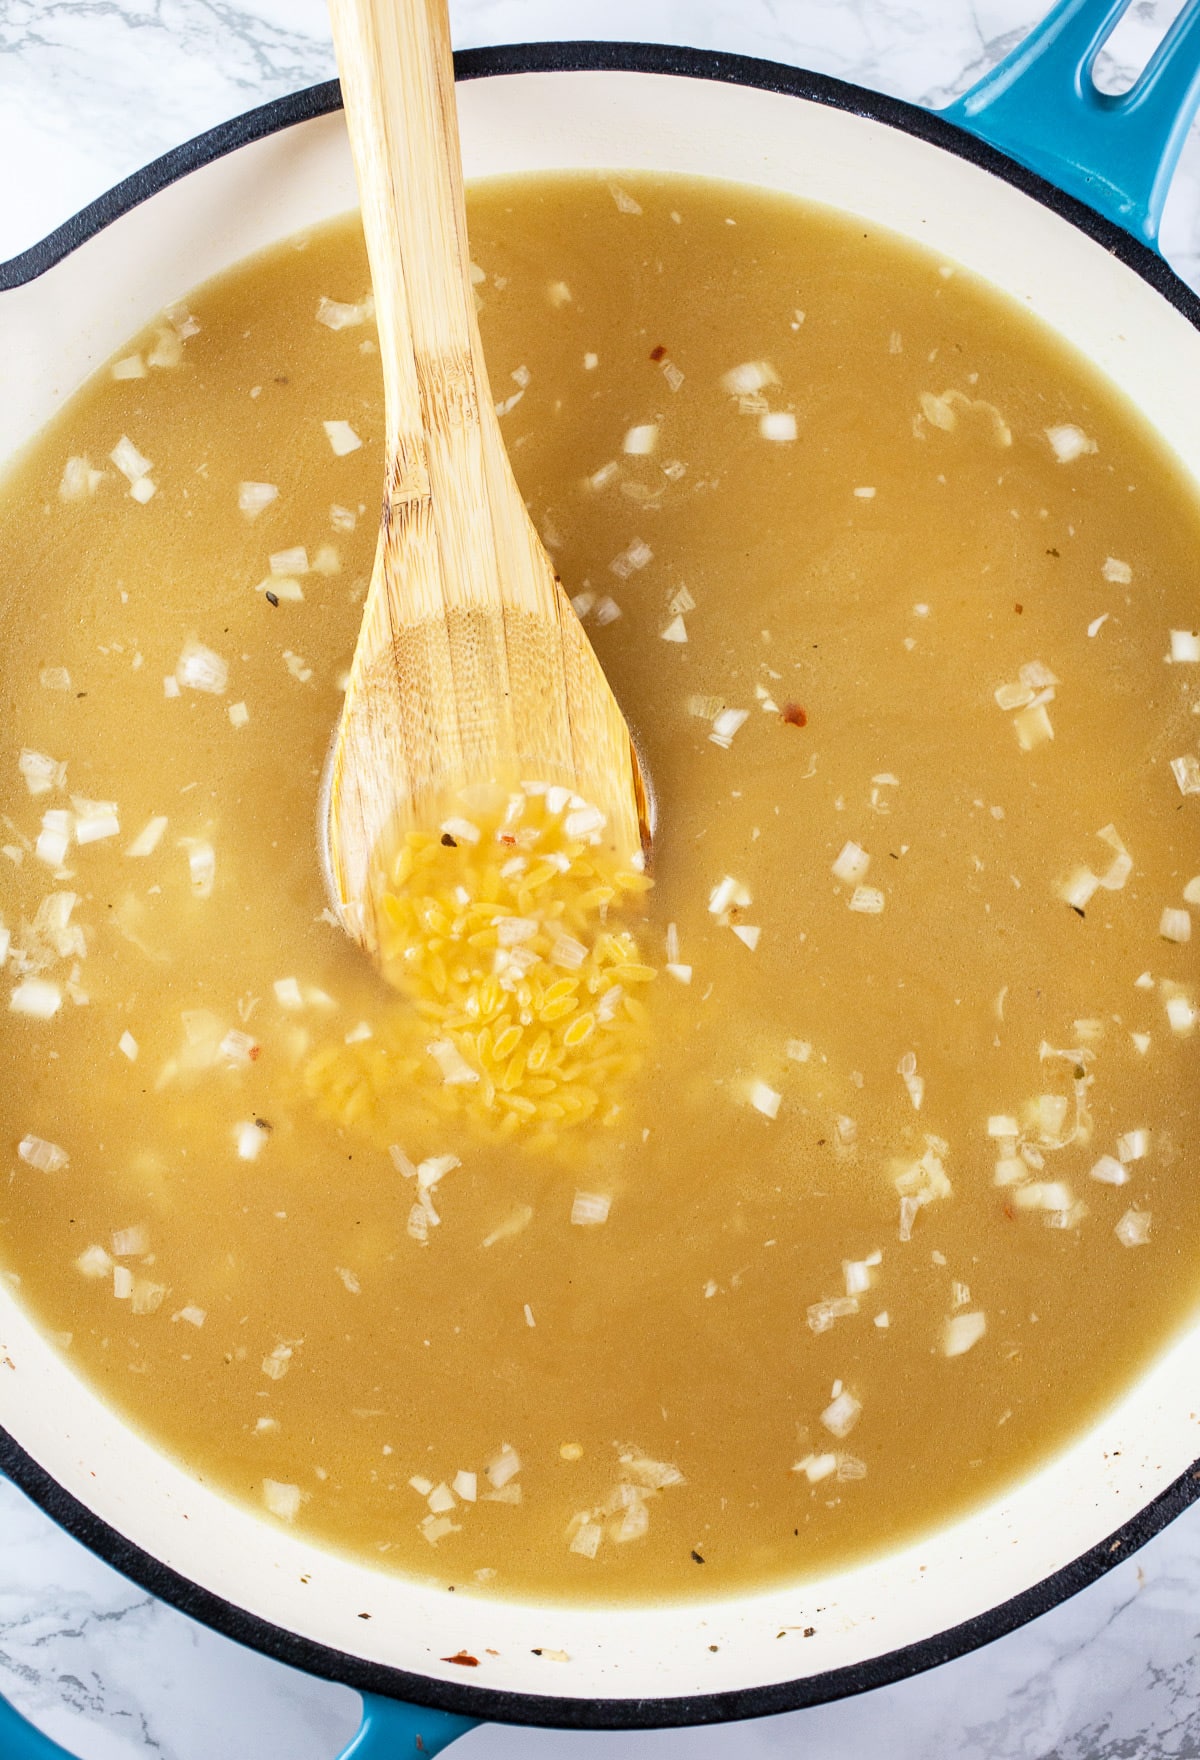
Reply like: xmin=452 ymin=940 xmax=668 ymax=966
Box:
xmin=1 ymin=35 xmax=1199 ymax=1732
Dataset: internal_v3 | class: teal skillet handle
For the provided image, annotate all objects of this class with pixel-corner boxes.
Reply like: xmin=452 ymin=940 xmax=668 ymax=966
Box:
xmin=336 ymin=1693 xmax=479 ymax=1756
xmin=0 ymin=1694 xmax=81 ymax=1760
xmin=0 ymin=1687 xmax=477 ymax=1758
xmin=941 ymin=0 xmax=1200 ymax=251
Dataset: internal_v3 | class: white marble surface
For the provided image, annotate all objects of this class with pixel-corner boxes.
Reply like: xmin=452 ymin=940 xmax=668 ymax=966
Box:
xmin=4 ymin=0 xmax=1200 ymax=1755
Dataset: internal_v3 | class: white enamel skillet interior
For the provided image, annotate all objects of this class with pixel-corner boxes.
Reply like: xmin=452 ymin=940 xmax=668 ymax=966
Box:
xmin=2 ymin=40 xmax=1200 ymax=1736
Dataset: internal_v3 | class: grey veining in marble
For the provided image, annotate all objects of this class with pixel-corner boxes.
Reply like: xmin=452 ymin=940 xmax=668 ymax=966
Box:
xmin=3 ymin=1 xmax=1200 ymax=1755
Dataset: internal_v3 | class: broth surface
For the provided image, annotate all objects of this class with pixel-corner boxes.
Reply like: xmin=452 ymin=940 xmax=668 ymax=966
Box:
xmin=2 ymin=173 xmax=1199 ymax=1603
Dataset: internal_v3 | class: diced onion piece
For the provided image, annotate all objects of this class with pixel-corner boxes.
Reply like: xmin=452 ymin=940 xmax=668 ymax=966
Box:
xmin=238 ymin=481 xmax=278 ymax=520
xmin=270 ymin=545 xmax=309 ymax=576
xmin=111 ymin=354 xmax=147 ymax=380
xmin=708 ymin=875 xmax=750 ymax=918
xmin=427 ymin=1039 xmax=479 ymax=1084
xmin=427 ymin=1482 xmax=456 ymax=1514
xmin=794 ymin=1452 xmax=838 ymax=1483
xmin=1165 ymin=994 xmax=1195 ymax=1033
xmin=943 ymin=1311 xmax=987 ymax=1356
xmin=40 ymin=667 xmax=71 ymax=691
xmin=1183 ymin=876 xmax=1200 ymax=904
xmin=665 ymin=963 xmax=693 ymax=983
xmin=316 ymin=294 xmax=374 ymax=329
xmin=10 ymin=979 xmax=62 ymax=1018
xmin=126 ymin=815 xmax=167 ymax=857
xmin=1013 ymin=1180 xmax=1074 ymax=1212
xmin=1115 ymin=1208 xmax=1151 ymax=1247
xmin=709 ymin=708 xmax=749 ymax=748
xmin=787 ymin=1039 xmax=812 ymax=1063
xmin=564 ymin=804 xmax=605 ymax=840
xmin=1089 ymin=1154 xmax=1129 ymax=1186
xmin=131 ymin=1278 xmax=166 ymax=1315
xmin=440 ymin=817 xmax=481 ymax=845
xmin=1170 ymin=755 xmax=1200 ymax=796
xmin=58 ymin=456 xmax=104 ymax=501
xmin=571 ymin=1191 xmax=610 ymax=1226
xmin=832 ymin=841 xmax=870 ymax=884
xmin=660 ymin=614 xmax=688 ymax=643
xmin=1059 ymin=866 xmax=1099 ymax=911
xmin=263 ymin=1480 xmax=305 ymax=1522
xmin=257 ymin=574 xmax=303 ymax=602
xmin=1131 ymin=1032 xmax=1151 ymax=1055
xmin=993 ymin=1155 xmax=1027 ymax=1187
xmin=1170 ymin=630 xmax=1200 ymax=663
xmin=820 ymin=1390 xmax=862 ymax=1438
xmin=323 ymin=420 xmax=362 ymax=456
xmin=148 ymin=325 xmax=186 ymax=366
xmin=19 ymin=750 xmax=65 ymax=796
xmin=1087 ymin=614 xmax=1109 ymax=637
xmin=235 ymin=1120 xmax=267 ymax=1161
xmin=113 ymin=1265 xmax=134 ymax=1300
xmin=409 ymin=1475 xmax=434 ymax=1496
xmin=1019 ymin=660 xmax=1059 ymax=690
xmin=760 ymin=411 xmax=797 ymax=442
xmin=111 ymin=1223 xmax=149 ymax=1257
xmin=228 ymin=702 xmax=250 ymax=728
xmin=118 ymin=1031 xmax=138 ymax=1061
xmin=486 ymin=1445 xmax=521 ymax=1489
xmin=179 ymin=838 xmax=215 ymax=898
xmin=987 ymin=1115 xmax=1020 ymax=1138
xmin=18 ymin=1134 xmax=68 ymax=1172
xmin=1045 ymin=423 xmax=1097 ymax=462
xmin=569 ymin=1518 xmax=603 ymax=1558
xmin=75 ymin=1245 xmax=112 ymax=1279
xmin=1014 ymin=703 xmax=1054 ymax=749
xmin=1102 ymin=557 xmax=1132 ymax=584
xmin=1095 ymin=824 xmax=1132 ymax=891
xmin=1160 ymin=907 xmax=1191 ymax=944
xmin=110 ymin=435 xmax=152 ymax=484
xmin=848 ymin=886 xmax=884 ymax=914
xmin=262 ymin=1342 xmax=294 ymax=1380
xmin=453 ymin=1470 xmax=477 ymax=1502
xmin=174 ymin=1305 xmax=206 ymax=1328
xmin=722 ymin=360 xmax=779 ymax=395
xmin=897 ymin=1051 xmax=924 ymax=1110
xmin=72 ymin=797 xmax=120 ymax=844
xmin=732 ymin=924 xmax=761 ymax=950
xmin=1117 ymin=1129 xmax=1149 ymax=1163
xmin=995 ymin=682 xmax=1034 ymax=711
xmin=807 ymin=1296 xmax=858 ymax=1334
xmin=623 ymin=423 xmax=658 ymax=455
xmin=176 ymin=639 xmax=228 ymax=695
xmin=129 ymin=477 xmax=156 ymax=504
xmin=274 ymin=977 xmax=304 ymax=1009
xmin=844 ymin=1260 xmax=873 ymax=1296
xmin=747 ymin=1080 xmax=781 ymax=1119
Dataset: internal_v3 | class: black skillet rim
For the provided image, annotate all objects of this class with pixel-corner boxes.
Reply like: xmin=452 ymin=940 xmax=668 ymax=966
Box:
xmin=2 ymin=36 xmax=1200 ymax=1734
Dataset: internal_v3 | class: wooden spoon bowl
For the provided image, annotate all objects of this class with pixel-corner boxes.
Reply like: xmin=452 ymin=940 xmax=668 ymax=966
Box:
xmin=324 ymin=0 xmax=649 ymax=952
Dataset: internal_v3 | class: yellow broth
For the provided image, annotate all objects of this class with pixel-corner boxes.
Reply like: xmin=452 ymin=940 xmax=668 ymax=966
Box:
xmin=1 ymin=173 xmax=1199 ymax=1603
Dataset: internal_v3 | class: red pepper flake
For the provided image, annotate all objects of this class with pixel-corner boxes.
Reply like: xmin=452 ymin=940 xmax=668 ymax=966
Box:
xmin=441 ymin=1651 xmax=480 ymax=1667
xmin=781 ymin=703 xmax=808 ymax=728
xmin=248 ymin=1044 xmax=262 ymax=1062
xmin=499 ymin=833 xmax=516 ymax=846
xmin=1014 ymin=603 xmax=1023 ymax=614
xmin=649 ymin=344 xmax=667 ymax=362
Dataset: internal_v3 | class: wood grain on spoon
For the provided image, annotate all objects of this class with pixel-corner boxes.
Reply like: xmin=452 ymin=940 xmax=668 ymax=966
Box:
xmin=324 ymin=0 xmax=649 ymax=951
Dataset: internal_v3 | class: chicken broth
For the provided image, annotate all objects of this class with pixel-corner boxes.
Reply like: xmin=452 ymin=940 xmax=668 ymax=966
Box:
xmin=2 ymin=172 xmax=1199 ymax=1604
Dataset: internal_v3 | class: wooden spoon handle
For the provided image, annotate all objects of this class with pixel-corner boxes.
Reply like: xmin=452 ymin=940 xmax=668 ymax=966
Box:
xmin=329 ymin=0 xmax=545 ymax=622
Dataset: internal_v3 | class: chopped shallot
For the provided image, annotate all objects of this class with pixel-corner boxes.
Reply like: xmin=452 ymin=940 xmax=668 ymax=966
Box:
xmin=943 ymin=1311 xmax=987 ymax=1356
xmin=571 ymin=1191 xmax=611 ymax=1226
xmin=1115 ymin=1208 xmax=1151 ymax=1247
xmin=18 ymin=1135 xmax=68 ymax=1173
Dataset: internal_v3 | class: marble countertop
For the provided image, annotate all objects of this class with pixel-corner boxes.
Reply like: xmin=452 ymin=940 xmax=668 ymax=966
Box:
xmin=3 ymin=1 xmax=1200 ymax=1755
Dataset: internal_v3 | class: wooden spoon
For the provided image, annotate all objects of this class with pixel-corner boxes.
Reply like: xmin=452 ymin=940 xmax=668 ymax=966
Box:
xmin=323 ymin=0 xmax=650 ymax=951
